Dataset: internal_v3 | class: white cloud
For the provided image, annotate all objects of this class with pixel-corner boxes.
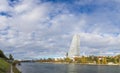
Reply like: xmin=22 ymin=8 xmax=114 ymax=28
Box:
xmin=80 ymin=33 xmax=120 ymax=47
xmin=0 ymin=16 xmax=9 ymax=29
xmin=0 ymin=0 xmax=10 ymax=11
xmin=0 ymin=0 xmax=120 ymax=59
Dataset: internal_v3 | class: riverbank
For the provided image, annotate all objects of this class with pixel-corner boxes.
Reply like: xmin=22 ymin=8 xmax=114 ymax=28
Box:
xmin=12 ymin=65 xmax=21 ymax=73
xmin=0 ymin=58 xmax=10 ymax=73
xmin=0 ymin=58 xmax=21 ymax=73
xmin=37 ymin=62 xmax=120 ymax=66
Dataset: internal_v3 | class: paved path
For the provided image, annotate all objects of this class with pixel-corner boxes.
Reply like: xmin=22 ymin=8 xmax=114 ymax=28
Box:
xmin=10 ymin=65 xmax=14 ymax=73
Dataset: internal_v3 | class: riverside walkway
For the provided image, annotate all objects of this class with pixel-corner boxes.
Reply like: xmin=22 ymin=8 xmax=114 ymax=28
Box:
xmin=7 ymin=65 xmax=13 ymax=73
xmin=10 ymin=65 xmax=14 ymax=73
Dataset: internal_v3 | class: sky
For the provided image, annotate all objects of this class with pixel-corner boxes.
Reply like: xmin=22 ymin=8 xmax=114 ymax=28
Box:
xmin=0 ymin=0 xmax=120 ymax=59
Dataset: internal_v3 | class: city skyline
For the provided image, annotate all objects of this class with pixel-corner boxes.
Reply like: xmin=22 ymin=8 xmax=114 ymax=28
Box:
xmin=0 ymin=0 xmax=120 ymax=59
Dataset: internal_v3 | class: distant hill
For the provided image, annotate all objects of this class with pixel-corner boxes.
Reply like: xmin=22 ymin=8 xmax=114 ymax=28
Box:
xmin=0 ymin=50 xmax=8 ymax=60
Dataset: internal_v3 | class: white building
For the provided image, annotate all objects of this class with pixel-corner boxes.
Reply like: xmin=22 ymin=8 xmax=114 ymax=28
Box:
xmin=68 ymin=34 xmax=80 ymax=58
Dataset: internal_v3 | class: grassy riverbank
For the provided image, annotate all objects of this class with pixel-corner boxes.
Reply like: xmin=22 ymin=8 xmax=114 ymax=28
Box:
xmin=0 ymin=49 xmax=21 ymax=73
xmin=0 ymin=58 xmax=21 ymax=73
xmin=13 ymin=65 xmax=21 ymax=73
xmin=0 ymin=58 xmax=10 ymax=73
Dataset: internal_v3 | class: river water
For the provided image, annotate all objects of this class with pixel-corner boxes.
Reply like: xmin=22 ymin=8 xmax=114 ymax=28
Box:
xmin=17 ymin=62 xmax=120 ymax=73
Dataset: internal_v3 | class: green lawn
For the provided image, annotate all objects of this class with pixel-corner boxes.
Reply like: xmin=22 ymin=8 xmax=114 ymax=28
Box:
xmin=0 ymin=58 xmax=10 ymax=73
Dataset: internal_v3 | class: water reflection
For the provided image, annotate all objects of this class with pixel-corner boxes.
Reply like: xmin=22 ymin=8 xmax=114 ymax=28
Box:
xmin=97 ymin=65 xmax=120 ymax=73
xmin=67 ymin=64 xmax=77 ymax=73
xmin=17 ymin=63 xmax=120 ymax=73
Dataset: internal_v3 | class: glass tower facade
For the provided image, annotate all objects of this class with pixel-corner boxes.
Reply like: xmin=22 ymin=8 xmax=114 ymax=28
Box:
xmin=68 ymin=34 xmax=80 ymax=58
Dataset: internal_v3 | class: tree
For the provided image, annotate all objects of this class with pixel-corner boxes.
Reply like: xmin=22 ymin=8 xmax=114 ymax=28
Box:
xmin=0 ymin=49 xmax=8 ymax=59
xmin=116 ymin=54 xmax=120 ymax=64
xmin=64 ymin=57 xmax=73 ymax=63
xmin=81 ymin=56 xmax=87 ymax=64
xmin=9 ymin=54 xmax=14 ymax=60
xmin=102 ymin=57 xmax=107 ymax=64
xmin=74 ymin=57 xmax=81 ymax=63
xmin=97 ymin=58 xmax=100 ymax=64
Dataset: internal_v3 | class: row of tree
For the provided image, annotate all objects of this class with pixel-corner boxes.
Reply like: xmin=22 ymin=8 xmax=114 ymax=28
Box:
xmin=37 ymin=55 xmax=120 ymax=64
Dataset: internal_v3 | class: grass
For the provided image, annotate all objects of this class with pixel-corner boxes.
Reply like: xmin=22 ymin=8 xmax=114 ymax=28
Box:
xmin=0 ymin=58 xmax=21 ymax=73
xmin=0 ymin=58 xmax=10 ymax=73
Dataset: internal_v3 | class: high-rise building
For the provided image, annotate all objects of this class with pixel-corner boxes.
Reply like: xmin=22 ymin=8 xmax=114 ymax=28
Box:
xmin=68 ymin=34 xmax=80 ymax=58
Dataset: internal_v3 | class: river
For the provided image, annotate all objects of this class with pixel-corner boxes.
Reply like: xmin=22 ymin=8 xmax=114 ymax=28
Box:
xmin=17 ymin=62 xmax=120 ymax=73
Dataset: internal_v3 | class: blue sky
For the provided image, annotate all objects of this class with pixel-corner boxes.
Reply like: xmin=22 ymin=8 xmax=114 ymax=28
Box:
xmin=0 ymin=0 xmax=120 ymax=59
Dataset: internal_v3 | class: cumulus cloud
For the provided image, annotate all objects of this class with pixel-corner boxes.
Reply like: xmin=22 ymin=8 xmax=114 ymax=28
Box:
xmin=0 ymin=0 xmax=120 ymax=59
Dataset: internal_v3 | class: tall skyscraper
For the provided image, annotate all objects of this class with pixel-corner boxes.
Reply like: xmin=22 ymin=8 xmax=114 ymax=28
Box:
xmin=68 ymin=34 xmax=80 ymax=58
